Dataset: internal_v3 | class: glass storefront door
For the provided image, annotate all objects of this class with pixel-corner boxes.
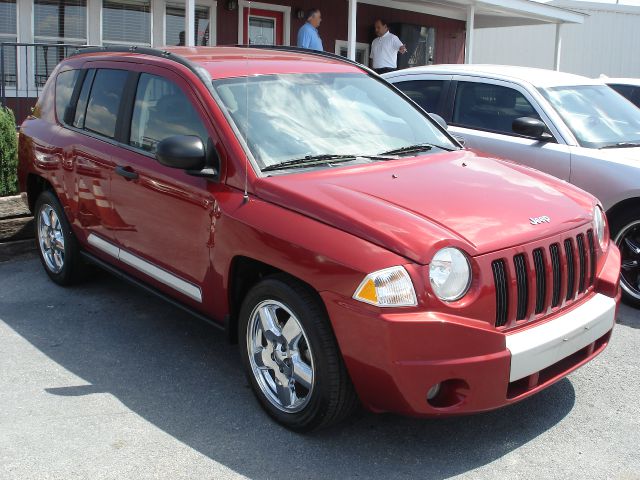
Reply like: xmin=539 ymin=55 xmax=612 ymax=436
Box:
xmin=242 ymin=7 xmax=283 ymax=45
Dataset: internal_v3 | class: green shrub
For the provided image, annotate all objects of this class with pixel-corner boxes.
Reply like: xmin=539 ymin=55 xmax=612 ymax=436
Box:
xmin=0 ymin=106 xmax=18 ymax=197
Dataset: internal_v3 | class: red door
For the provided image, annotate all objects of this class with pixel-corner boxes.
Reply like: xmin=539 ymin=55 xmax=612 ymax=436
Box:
xmin=243 ymin=8 xmax=284 ymax=45
xmin=107 ymin=63 xmax=218 ymax=308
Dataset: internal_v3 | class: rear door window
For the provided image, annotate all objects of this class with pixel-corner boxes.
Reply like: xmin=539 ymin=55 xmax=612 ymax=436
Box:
xmin=55 ymin=69 xmax=80 ymax=125
xmin=83 ymin=69 xmax=128 ymax=139
xmin=394 ymin=80 xmax=446 ymax=114
xmin=452 ymin=81 xmax=541 ymax=135
xmin=129 ymin=73 xmax=208 ymax=153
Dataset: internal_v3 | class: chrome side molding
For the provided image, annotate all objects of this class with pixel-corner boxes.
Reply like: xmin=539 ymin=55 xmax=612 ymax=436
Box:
xmin=87 ymin=233 xmax=202 ymax=303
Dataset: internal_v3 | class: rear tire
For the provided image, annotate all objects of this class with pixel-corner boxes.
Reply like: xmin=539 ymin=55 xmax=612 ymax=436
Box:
xmin=610 ymin=207 xmax=640 ymax=308
xmin=34 ymin=190 xmax=86 ymax=286
xmin=238 ymin=274 xmax=359 ymax=432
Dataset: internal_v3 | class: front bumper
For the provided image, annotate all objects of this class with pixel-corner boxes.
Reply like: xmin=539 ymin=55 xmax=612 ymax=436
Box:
xmin=322 ymin=246 xmax=620 ymax=417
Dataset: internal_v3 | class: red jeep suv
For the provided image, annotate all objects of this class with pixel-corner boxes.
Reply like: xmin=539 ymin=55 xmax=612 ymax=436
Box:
xmin=18 ymin=46 xmax=621 ymax=431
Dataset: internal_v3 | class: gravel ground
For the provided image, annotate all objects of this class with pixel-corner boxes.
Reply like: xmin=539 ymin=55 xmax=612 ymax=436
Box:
xmin=0 ymin=255 xmax=638 ymax=480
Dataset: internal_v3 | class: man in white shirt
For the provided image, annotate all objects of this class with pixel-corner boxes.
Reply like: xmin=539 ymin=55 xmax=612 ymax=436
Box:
xmin=370 ymin=19 xmax=407 ymax=74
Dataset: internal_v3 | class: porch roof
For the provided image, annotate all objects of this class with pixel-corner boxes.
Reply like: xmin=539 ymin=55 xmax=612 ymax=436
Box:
xmin=360 ymin=0 xmax=587 ymax=27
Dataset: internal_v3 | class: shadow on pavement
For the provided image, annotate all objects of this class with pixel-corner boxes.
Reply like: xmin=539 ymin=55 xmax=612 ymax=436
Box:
xmin=0 ymin=258 xmax=577 ymax=480
xmin=617 ymin=304 xmax=640 ymax=329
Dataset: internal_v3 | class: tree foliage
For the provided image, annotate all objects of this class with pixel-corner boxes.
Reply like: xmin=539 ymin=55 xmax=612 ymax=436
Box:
xmin=0 ymin=106 xmax=18 ymax=197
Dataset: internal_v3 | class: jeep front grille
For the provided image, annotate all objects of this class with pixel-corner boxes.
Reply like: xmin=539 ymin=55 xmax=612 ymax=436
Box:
xmin=491 ymin=229 xmax=596 ymax=328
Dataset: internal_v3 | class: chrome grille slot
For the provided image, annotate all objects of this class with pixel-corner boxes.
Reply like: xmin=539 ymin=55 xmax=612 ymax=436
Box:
xmin=532 ymin=248 xmax=546 ymax=314
xmin=577 ymin=234 xmax=587 ymax=293
xmin=565 ymin=239 xmax=576 ymax=300
xmin=492 ymin=259 xmax=509 ymax=328
xmin=513 ymin=254 xmax=528 ymax=320
xmin=549 ymin=243 xmax=562 ymax=308
xmin=587 ymin=229 xmax=596 ymax=286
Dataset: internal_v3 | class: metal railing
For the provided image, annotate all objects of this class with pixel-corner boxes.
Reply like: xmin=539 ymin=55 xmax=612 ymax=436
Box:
xmin=0 ymin=42 xmax=97 ymax=122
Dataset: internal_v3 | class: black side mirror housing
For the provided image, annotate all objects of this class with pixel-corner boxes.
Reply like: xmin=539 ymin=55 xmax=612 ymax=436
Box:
xmin=156 ymin=135 xmax=207 ymax=170
xmin=512 ymin=117 xmax=549 ymax=140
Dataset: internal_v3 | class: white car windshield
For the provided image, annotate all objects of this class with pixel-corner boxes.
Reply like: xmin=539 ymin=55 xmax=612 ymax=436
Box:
xmin=212 ymin=73 xmax=457 ymax=170
xmin=540 ymin=84 xmax=640 ymax=149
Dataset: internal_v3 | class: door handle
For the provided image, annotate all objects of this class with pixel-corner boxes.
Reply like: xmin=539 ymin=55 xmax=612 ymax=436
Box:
xmin=115 ymin=165 xmax=139 ymax=180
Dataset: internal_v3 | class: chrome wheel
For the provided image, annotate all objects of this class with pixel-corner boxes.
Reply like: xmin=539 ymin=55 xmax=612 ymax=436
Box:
xmin=37 ymin=204 xmax=65 ymax=274
xmin=615 ymin=220 xmax=640 ymax=301
xmin=247 ymin=300 xmax=315 ymax=413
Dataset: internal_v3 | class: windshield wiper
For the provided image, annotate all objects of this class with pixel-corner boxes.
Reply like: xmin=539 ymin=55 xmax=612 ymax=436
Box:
xmin=379 ymin=143 xmax=450 ymax=156
xmin=600 ymin=142 xmax=640 ymax=149
xmin=261 ymin=154 xmax=392 ymax=172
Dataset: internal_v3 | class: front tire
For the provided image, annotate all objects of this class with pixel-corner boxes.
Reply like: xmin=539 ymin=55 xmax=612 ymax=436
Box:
xmin=34 ymin=190 xmax=85 ymax=286
xmin=238 ymin=275 xmax=358 ymax=431
xmin=610 ymin=206 xmax=640 ymax=307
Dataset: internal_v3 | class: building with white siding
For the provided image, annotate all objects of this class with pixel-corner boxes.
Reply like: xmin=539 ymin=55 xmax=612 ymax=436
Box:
xmin=473 ymin=0 xmax=640 ymax=77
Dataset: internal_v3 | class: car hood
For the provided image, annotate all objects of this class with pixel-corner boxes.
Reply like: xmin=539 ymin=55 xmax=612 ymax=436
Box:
xmin=254 ymin=150 xmax=595 ymax=264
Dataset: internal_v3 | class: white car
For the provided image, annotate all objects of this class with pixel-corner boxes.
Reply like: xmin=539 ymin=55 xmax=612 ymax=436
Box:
xmin=384 ymin=65 xmax=640 ymax=305
xmin=601 ymin=77 xmax=640 ymax=108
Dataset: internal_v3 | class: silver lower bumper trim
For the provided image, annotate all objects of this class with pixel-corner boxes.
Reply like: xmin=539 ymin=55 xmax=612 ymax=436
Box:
xmin=506 ymin=293 xmax=615 ymax=382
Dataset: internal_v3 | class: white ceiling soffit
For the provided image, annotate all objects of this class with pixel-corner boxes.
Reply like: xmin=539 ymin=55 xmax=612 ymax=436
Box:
xmin=359 ymin=0 xmax=586 ymax=27
xmin=549 ymin=0 xmax=640 ymax=15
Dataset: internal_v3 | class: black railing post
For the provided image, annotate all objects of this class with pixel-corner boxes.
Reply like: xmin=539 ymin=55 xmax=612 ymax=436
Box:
xmin=23 ymin=45 xmax=29 ymax=122
xmin=35 ymin=45 xmax=40 ymax=96
xmin=0 ymin=44 xmax=5 ymax=107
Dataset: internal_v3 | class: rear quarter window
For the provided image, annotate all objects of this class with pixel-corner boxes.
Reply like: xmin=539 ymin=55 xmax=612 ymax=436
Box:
xmin=55 ymin=69 xmax=80 ymax=125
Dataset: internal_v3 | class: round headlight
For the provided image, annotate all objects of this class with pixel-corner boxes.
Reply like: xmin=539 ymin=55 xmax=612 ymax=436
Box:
xmin=429 ymin=247 xmax=472 ymax=301
xmin=593 ymin=205 xmax=607 ymax=249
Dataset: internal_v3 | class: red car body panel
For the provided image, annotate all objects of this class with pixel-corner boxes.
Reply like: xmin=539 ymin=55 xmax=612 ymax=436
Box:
xmin=17 ymin=47 xmax=621 ymax=417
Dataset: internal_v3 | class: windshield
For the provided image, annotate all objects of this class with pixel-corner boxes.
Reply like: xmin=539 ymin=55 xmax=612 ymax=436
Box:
xmin=540 ymin=84 xmax=640 ymax=149
xmin=212 ymin=73 xmax=457 ymax=170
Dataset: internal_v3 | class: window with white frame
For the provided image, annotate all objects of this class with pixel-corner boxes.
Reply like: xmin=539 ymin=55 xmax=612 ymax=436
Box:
xmin=34 ymin=0 xmax=87 ymax=86
xmin=35 ymin=0 xmax=87 ymax=42
xmin=335 ymin=40 xmax=370 ymax=67
xmin=0 ymin=0 xmax=17 ymax=86
xmin=165 ymin=3 xmax=212 ymax=46
xmin=103 ymin=0 xmax=151 ymax=46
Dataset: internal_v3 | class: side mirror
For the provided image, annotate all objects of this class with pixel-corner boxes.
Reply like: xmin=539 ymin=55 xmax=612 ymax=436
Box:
xmin=429 ymin=113 xmax=448 ymax=130
xmin=156 ymin=135 xmax=207 ymax=171
xmin=452 ymin=135 xmax=466 ymax=146
xmin=512 ymin=117 xmax=549 ymax=139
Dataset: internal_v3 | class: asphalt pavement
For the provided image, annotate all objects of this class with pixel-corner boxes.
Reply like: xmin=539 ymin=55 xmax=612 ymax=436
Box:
xmin=1 ymin=254 xmax=638 ymax=480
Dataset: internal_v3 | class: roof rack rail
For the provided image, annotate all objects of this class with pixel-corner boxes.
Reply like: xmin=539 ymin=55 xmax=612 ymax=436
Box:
xmin=70 ymin=44 xmax=377 ymax=77
xmin=69 ymin=44 xmax=194 ymax=67
xmin=232 ymin=44 xmax=376 ymax=76
xmin=67 ymin=44 xmax=213 ymax=91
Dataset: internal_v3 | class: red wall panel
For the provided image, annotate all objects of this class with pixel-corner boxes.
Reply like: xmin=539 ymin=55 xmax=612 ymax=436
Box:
xmin=216 ymin=1 xmax=466 ymax=65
